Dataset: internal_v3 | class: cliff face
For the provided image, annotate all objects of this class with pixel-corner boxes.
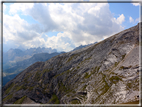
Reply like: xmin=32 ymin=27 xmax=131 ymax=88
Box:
xmin=3 ymin=23 xmax=140 ymax=104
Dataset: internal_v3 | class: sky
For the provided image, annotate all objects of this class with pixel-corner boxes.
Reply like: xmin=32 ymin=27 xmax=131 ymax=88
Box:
xmin=2 ymin=1 xmax=140 ymax=52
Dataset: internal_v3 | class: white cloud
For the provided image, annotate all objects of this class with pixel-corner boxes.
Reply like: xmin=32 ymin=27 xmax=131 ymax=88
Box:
xmin=129 ymin=16 xmax=134 ymax=23
xmin=45 ymin=32 xmax=75 ymax=52
xmin=4 ymin=3 xmax=125 ymax=52
xmin=132 ymin=3 xmax=140 ymax=6
xmin=3 ymin=4 xmax=6 ymax=11
xmin=3 ymin=14 xmax=41 ymax=44
xmin=115 ymin=14 xmax=125 ymax=24
xmin=135 ymin=17 xmax=139 ymax=22
xmin=131 ymin=0 xmax=140 ymax=6
xmin=48 ymin=3 xmax=124 ymax=45
xmin=9 ymin=3 xmax=34 ymax=14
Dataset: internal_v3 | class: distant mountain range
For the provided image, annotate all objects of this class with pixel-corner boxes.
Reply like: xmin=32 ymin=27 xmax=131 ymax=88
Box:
xmin=72 ymin=42 xmax=97 ymax=51
xmin=3 ymin=47 xmax=57 ymax=66
xmin=3 ymin=47 xmax=60 ymax=86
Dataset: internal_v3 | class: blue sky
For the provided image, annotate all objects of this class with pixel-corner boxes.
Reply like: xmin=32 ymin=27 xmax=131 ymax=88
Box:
xmin=3 ymin=2 xmax=140 ymax=52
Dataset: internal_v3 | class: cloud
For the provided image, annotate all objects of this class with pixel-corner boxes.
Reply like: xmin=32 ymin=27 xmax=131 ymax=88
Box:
xmin=44 ymin=32 xmax=75 ymax=52
xmin=131 ymin=0 xmax=140 ymax=6
xmin=129 ymin=16 xmax=134 ymax=23
xmin=132 ymin=3 xmax=140 ymax=6
xmin=4 ymin=3 xmax=125 ymax=52
xmin=3 ymin=4 xmax=6 ymax=12
xmin=48 ymin=3 xmax=124 ymax=45
xmin=9 ymin=3 xmax=34 ymax=15
xmin=3 ymin=14 xmax=41 ymax=44
xmin=135 ymin=17 xmax=139 ymax=22
xmin=129 ymin=16 xmax=139 ymax=24
xmin=115 ymin=14 xmax=125 ymax=24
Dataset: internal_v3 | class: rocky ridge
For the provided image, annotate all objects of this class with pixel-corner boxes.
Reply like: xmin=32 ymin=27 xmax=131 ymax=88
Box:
xmin=2 ymin=23 xmax=140 ymax=104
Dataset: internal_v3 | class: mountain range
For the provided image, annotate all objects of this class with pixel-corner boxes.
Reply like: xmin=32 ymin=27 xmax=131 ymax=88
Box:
xmin=3 ymin=47 xmax=57 ymax=67
xmin=2 ymin=23 xmax=140 ymax=104
xmin=72 ymin=42 xmax=97 ymax=51
xmin=3 ymin=47 xmax=59 ymax=86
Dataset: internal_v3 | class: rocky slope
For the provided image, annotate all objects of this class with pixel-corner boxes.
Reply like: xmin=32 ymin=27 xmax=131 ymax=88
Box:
xmin=3 ymin=52 xmax=63 ymax=86
xmin=2 ymin=23 xmax=140 ymax=104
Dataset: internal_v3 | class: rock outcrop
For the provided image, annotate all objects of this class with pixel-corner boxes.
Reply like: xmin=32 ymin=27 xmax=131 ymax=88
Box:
xmin=2 ymin=23 xmax=140 ymax=104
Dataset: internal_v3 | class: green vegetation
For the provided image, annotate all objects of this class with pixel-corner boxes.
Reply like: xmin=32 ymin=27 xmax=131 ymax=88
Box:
xmin=34 ymin=71 xmax=40 ymax=81
xmin=5 ymin=83 xmax=14 ymax=94
xmin=82 ymin=85 xmax=87 ymax=91
xmin=114 ymin=62 xmax=119 ymax=67
xmin=77 ymin=66 xmax=80 ymax=69
xmin=49 ymin=94 xmax=60 ymax=104
xmin=67 ymin=52 xmax=82 ymax=63
xmin=58 ymin=82 xmax=70 ymax=93
xmin=102 ymin=75 xmax=110 ymax=93
xmin=127 ymin=82 xmax=132 ymax=89
xmin=84 ymin=57 xmax=92 ymax=61
xmin=23 ymin=73 xmax=32 ymax=83
xmin=67 ymin=54 xmax=76 ymax=63
xmin=70 ymin=99 xmax=81 ymax=104
xmin=94 ymin=66 xmax=101 ymax=72
xmin=3 ymin=94 xmax=13 ymax=101
xmin=119 ymin=66 xmax=125 ymax=70
xmin=94 ymin=73 xmax=110 ymax=102
xmin=54 ymin=69 xmax=70 ymax=79
xmin=122 ymin=54 xmax=126 ymax=59
xmin=14 ymin=96 xmax=26 ymax=104
xmin=28 ymin=86 xmax=34 ymax=91
xmin=40 ymin=68 xmax=53 ymax=77
xmin=84 ymin=72 xmax=91 ymax=78
xmin=15 ymin=85 xmax=27 ymax=91
xmin=109 ymin=76 xmax=122 ymax=84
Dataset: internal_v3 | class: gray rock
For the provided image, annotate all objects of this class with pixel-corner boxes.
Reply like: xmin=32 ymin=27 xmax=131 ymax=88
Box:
xmin=2 ymin=23 xmax=140 ymax=104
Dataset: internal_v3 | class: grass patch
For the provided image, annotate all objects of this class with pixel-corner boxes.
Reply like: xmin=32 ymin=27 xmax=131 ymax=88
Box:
xmin=84 ymin=72 xmax=91 ymax=78
xmin=67 ymin=54 xmax=76 ymax=63
xmin=70 ymin=99 xmax=81 ymax=104
xmin=94 ymin=73 xmax=110 ymax=102
xmin=119 ymin=66 xmax=125 ymax=70
xmin=94 ymin=66 xmax=101 ymax=72
xmin=58 ymin=82 xmax=71 ymax=93
xmin=54 ymin=69 xmax=70 ymax=79
xmin=114 ymin=62 xmax=119 ymax=67
xmin=82 ymin=85 xmax=87 ymax=91
xmin=14 ymin=96 xmax=26 ymax=104
xmin=122 ymin=54 xmax=126 ymax=60
xmin=49 ymin=94 xmax=60 ymax=104
xmin=34 ymin=71 xmax=41 ymax=81
xmin=14 ymin=84 xmax=27 ymax=91
xmin=109 ymin=76 xmax=122 ymax=84
xmin=40 ymin=68 xmax=52 ymax=77
xmin=3 ymin=94 xmax=13 ymax=102
xmin=127 ymin=82 xmax=132 ymax=89
xmin=5 ymin=83 xmax=15 ymax=94
xmin=28 ymin=86 xmax=34 ymax=91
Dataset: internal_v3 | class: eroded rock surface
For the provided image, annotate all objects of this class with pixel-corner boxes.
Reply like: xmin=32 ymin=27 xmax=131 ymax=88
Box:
xmin=2 ymin=23 xmax=140 ymax=104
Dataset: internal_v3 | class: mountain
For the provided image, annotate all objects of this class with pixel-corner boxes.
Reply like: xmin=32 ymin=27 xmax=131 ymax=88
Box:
xmin=3 ymin=47 xmax=57 ymax=68
xmin=3 ymin=52 xmax=62 ymax=86
xmin=3 ymin=47 xmax=58 ymax=85
xmin=72 ymin=42 xmax=97 ymax=51
xmin=2 ymin=23 xmax=140 ymax=104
